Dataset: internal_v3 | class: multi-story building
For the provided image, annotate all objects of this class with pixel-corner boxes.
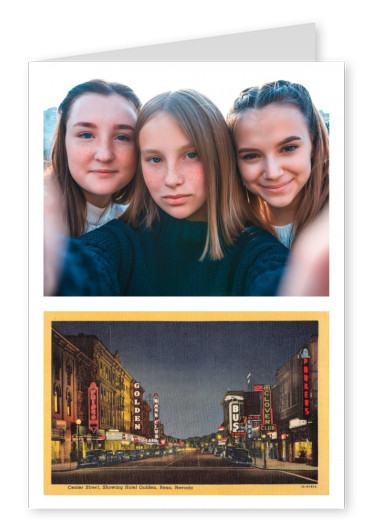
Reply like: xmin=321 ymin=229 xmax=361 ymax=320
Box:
xmin=52 ymin=330 xmax=156 ymax=458
xmin=221 ymin=390 xmax=263 ymax=450
xmin=51 ymin=328 xmax=97 ymax=464
xmin=273 ymin=336 xmax=318 ymax=464
xmin=65 ymin=335 xmax=132 ymax=434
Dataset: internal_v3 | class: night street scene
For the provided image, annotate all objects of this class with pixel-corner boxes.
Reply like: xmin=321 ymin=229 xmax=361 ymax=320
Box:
xmin=49 ymin=319 xmax=322 ymax=488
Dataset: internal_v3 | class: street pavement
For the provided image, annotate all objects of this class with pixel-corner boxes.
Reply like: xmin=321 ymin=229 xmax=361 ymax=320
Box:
xmin=51 ymin=457 xmax=318 ymax=473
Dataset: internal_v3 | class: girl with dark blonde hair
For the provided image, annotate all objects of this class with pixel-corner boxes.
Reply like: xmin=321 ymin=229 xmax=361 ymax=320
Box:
xmin=227 ymin=80 xmax=329 ymax=249
xmin=51 ymin=89 xmax=288 ymax=296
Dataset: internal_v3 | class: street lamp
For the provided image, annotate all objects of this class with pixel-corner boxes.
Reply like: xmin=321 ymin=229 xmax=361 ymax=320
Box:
xmin=261 ymin=433 xmax=267 ymax=469
xmin=76 ymin=419 xmax=81 ymax=466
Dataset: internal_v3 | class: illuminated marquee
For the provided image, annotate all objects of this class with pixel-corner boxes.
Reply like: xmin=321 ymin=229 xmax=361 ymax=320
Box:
xmin=88 ymin=382 xmax=99 ymax=434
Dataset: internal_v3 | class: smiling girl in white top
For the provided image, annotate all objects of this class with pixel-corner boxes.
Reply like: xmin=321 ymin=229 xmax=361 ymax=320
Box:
xmin=227 ymin=80 xmax=329 ymax=248
xmin=49 ymin=79 xmax=141 ymax=237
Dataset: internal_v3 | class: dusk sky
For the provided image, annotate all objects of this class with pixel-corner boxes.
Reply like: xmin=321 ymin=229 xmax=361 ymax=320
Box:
xmin=53 ymin=320 xmax=318 ymax=439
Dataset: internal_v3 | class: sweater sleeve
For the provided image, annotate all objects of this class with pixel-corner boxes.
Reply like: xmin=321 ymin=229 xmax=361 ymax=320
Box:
xmin=57 ymin=220 xmax=135 ymax=296
xmin=235 ymin=227 xmax=290 ymax=296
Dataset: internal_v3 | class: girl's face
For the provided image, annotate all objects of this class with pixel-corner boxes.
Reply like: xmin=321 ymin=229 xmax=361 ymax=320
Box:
xmin=234 ymin=103 xmax=312 ymax=225
xmin=65 ymin=93 xmax=138 ymax=208
xmin=139 ymin=112 xmax=207 ymax=221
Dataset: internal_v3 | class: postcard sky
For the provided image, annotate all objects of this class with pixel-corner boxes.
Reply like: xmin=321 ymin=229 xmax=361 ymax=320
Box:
xmin=53 ymin=320 xmax=318 ymax=439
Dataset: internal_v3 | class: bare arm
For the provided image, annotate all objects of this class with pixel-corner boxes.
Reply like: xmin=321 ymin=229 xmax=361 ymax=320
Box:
xmin=278 ymin=207 xmax=329 ymax=296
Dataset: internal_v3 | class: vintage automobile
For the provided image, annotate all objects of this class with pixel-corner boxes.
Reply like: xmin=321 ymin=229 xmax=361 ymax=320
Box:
xmin=222 ymin=447 xmax=253 ymax=465
xmin=214 ymin=446 xmax=225 ymax=457
xmin=78 ymin=450 xmax=106 ymax=468
xmin=105 ymin=450 xmax=121 ymax=466
xmin=115 ymin=450 xmax=130 ymax=463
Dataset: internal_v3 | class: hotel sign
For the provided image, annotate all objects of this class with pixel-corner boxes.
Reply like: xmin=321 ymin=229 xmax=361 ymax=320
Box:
xmin=88 ymin=382 xmax=99 ymax=434
xmin=133 ymin=382 xmax=142 ymax=433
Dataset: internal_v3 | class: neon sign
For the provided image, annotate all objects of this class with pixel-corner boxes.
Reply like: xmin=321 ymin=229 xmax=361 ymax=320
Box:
xmin=259 ymin=385 xmax=276 ymax=432
xmin=154 ymin=394 xmax=159 ymax=440
xmin=302 ymin=357 xmax=310 ymax=418
xmin=133 ymin=382 xmax=142 ymax=432
xmin=88 ymin=382 xmax=99 ymax=434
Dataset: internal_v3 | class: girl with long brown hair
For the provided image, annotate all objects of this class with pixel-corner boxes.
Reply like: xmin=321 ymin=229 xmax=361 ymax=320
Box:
xmin=227 ymin=80 xmax=329 ymax=249
xmin=50 ymin=79 xmax=141 ymax=237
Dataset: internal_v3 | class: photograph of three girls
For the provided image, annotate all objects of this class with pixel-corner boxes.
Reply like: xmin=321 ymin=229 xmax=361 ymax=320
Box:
xmin=44 ymin=77 xmax=329 ymax=296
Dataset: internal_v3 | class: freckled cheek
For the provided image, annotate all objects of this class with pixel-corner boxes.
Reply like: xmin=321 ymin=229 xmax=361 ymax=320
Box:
xmin=142 ymin=164 xmax=164 ymax=194
xmin=180 ymin=163 xmax=206 ymax=188
xmin=66 ymin=143 xmax=93 ymax=170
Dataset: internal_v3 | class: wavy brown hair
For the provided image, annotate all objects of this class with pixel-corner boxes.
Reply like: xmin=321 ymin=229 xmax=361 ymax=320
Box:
xmin=122 ymin=89 xmax=252 ymax=260
xmin=227 ymin=80 xmax=329 ymax=246
xmin=51 ymin=79 xmax=141 ymax=237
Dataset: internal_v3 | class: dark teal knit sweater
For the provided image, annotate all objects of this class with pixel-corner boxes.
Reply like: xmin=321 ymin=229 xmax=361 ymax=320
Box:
xmin=58 ymin=211 xmax=289 ymax=296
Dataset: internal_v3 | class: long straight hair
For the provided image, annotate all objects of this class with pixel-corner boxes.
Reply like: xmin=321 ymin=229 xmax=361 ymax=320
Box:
xmin=51 ymin=79 xmax=141 ymax=237
xmin=227 ymin=80 xmax=329 ymax=245
xmin=122 ymin=89 xmax=251 ymax=260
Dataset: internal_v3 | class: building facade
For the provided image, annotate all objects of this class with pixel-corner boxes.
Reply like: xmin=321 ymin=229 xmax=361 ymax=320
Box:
xmin=273 ymin=336 xmax=318 ymax=464
xmin=51 ymin=329 xmax=97 ymax=464
xmin=65 ymin=335 xmax=132 ymax=434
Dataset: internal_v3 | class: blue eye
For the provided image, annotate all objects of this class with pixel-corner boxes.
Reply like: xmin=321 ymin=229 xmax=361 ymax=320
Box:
xmin=186 ymin=152 xmax=197 ymax=159
xmin=116 ymin=134 xmax=130 ymax=142
xmin=149 ymin=156 xmax=162 ymax=164
xmin=79 ymin=132 xmax=93 ymax=139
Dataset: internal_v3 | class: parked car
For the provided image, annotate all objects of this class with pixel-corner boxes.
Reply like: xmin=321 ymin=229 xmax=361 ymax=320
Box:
xmin=127 ymin=450 xmax=138 ymax=461
xmin=115 ymin=450 xmax=127 ymax=463
xmin=78 ymin=450 xmax=106 ymax=468
xmin=223 ymin=447 xmax=253 ymax=465
xmin=105 ymin=450 xmax=120 ymax=466
xmin=132 ymin=449 xmax=144 ymax=460
xmin=144 ymin=449 xmax=152 ymax=458
xmin=121 ymin=451 xmax=132 ymax=462
xmin=214 ymin=446 xmax=225 ymax=457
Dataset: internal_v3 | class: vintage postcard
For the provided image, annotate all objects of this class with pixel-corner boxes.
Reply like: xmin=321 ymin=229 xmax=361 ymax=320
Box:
xmin=41 ymin=311 xmax=332 ymax=507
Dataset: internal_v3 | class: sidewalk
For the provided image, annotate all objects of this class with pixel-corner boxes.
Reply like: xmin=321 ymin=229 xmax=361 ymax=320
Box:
xmin=251 ymin=457 xmax=318 ymax=471
xmin=51 ymin=461 xmax=78 ymax=472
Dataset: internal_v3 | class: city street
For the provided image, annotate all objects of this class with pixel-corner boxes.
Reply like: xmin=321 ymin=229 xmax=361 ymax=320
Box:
xmin=52 ymin=450 xmax=318 ymax=485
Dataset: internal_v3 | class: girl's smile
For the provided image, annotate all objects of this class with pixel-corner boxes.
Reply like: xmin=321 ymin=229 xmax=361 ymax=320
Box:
xmin=234 ymin=103 xmax=312 ymax=226
xmin=139 ymin=112 xmax=207 ymax=221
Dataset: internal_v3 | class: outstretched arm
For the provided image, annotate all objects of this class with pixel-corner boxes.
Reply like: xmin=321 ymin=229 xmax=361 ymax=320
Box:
xmin=57 ymin=222 xmax=136 ymax=296
xmin=278 ymin=207 xmax=329 ymax=296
